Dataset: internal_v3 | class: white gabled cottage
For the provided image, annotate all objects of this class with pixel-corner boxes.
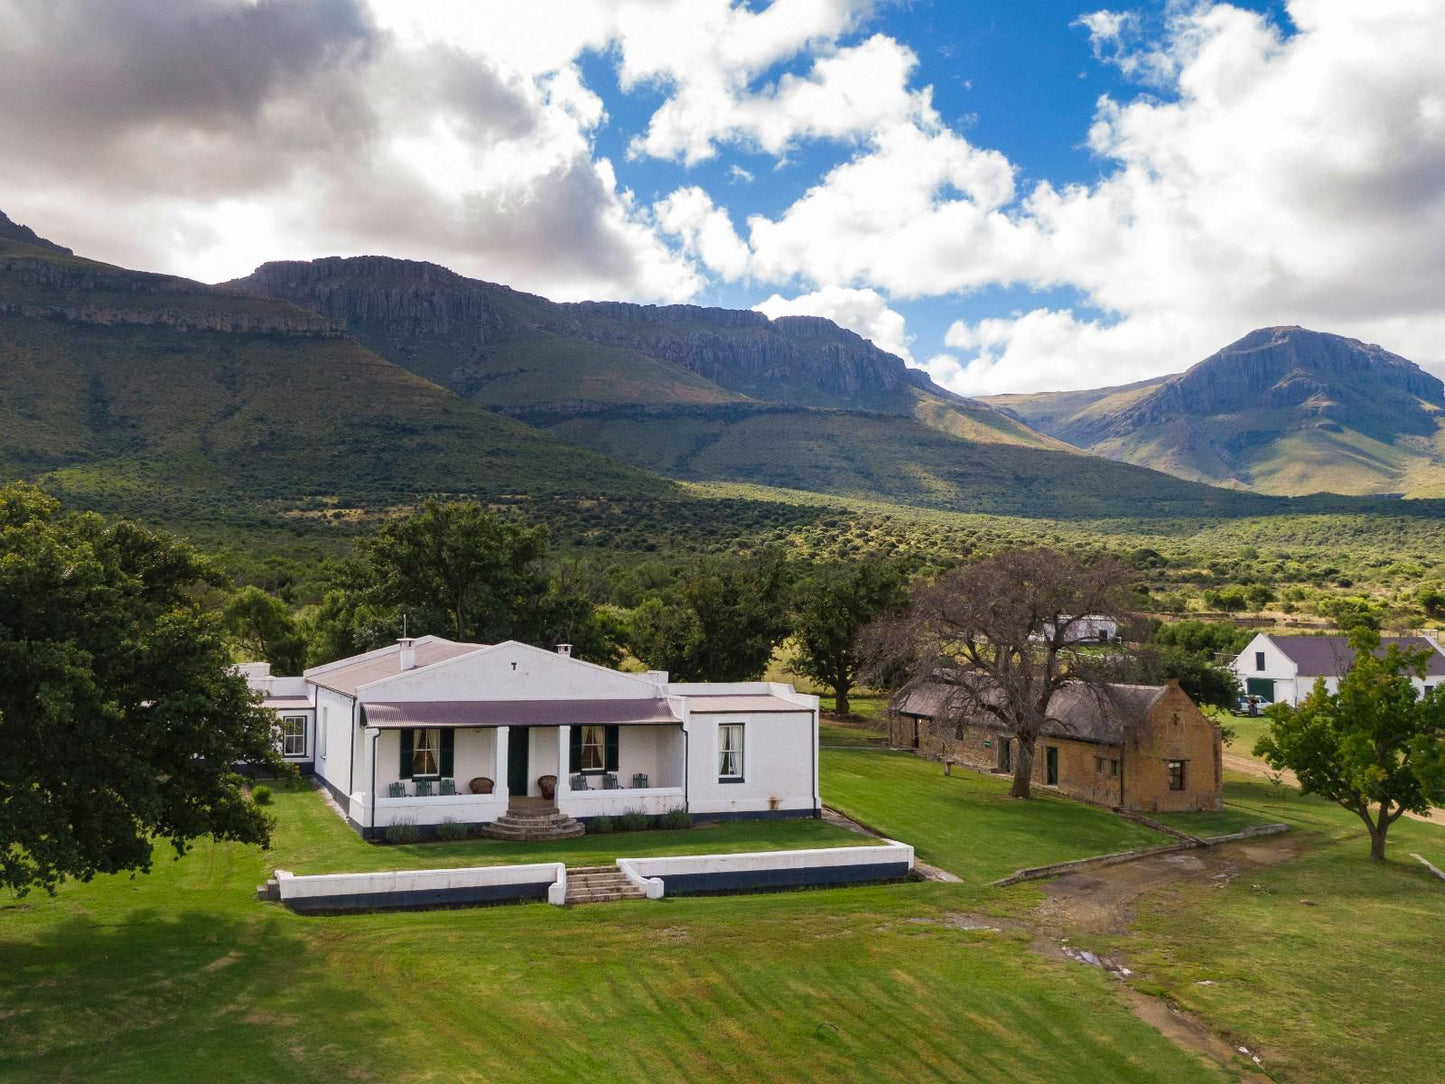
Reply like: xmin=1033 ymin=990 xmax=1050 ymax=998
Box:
xmin=1231 ymin=632 xmax=1445 ymax=707
xmin=243 ymin=636 xmax=820 ymax=838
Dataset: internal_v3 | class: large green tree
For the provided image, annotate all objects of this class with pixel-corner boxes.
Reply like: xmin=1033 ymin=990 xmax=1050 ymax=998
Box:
xmin=788 ymin=561 xmax=909 ymax=715
xmin=1255 ymin=629 xmax=1445 ymax=861
xmin=629 ymin=551 xmax=794 ymax=681
xmin=223 ymin=585 xmax=307 ymax=675
xmin=321 ymin=499 xmax=619 ymax=664
xmin=0 ymin=484 xmax=284 ymax=895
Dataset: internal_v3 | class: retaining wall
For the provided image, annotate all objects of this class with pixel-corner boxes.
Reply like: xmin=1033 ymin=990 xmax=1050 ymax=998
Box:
xmin=617 ymin=841 xmax=913 ymax=898
xmin=274 ymin=863 xmax=567 ymax=912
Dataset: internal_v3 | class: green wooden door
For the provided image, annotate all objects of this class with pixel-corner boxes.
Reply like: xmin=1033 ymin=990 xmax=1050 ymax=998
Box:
xmin=508 ymin=730 xmax=529 ymax=796
xmin=1245 ymin=678 xmax=1275 ymax=702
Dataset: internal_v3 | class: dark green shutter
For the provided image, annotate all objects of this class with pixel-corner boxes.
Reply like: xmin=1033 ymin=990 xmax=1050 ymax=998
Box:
xmin=605 ymin=726 xmax=620 ymax=772
xmin=399 ymin=729 xmax=414 ymax=779
xmin=569 ymin=726 xmax=582 ymax=773
xmin=439 ymin=729 xmax=454 ymax=777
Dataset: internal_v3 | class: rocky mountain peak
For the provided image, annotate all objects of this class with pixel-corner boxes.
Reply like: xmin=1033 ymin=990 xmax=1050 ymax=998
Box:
xmin=0 ymin=210 xmax=72 ymax=255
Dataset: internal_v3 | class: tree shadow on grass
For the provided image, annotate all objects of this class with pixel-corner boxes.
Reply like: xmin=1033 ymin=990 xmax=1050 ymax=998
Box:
xmin=0 ymin=908 xmax=400 ymax=1082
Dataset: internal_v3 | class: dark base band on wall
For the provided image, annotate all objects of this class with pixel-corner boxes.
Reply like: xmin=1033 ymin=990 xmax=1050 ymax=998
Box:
xmin=659 ymin=861 xmax=911 ymax=897
xmin=285 ymin=881 xmax=550 ymax=914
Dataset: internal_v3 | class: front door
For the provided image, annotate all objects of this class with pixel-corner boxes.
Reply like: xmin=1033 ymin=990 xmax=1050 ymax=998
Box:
xmin=1245 ymin=678 xmax=1275 ymax=703
xmin=1046 ymin=746 xmax=1059 ymax=786
xmin=507 ymin=730 xmax=530 ymax=797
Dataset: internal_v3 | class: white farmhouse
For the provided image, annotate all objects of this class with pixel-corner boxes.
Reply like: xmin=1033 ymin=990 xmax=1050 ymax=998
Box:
xmin=242 ymin=637 xmax=820 ymax=839
xmin=1231 ymin=633 xmax=1445 ymax=707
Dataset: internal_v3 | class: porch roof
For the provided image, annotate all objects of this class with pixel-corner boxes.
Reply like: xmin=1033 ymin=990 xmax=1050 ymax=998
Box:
xmin=360 ymin=698 xmax=682 ymax=729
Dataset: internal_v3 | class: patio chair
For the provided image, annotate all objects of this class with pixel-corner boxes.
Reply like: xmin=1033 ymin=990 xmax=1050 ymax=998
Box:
xmin=388 ymin=781 xmax=406 ymax=798
xmin=570 ymin=774 xmax=589 ymax=791
xmin=439 ymin=778 xmax=456 ymax=796
xmin=631 ymin=773 xmax=649 ymax=789
xmin=602 ymin=773 xmax=620 ymax=790
xmin=469 ymin=777 xmax=494 ymax=794
xmin=414 ymin=778 xmax=434 ymax=798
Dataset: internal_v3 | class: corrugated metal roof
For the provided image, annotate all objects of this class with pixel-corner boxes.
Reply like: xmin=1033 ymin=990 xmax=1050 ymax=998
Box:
xmin=360 ymin=699 xmax=682 ymax=729
xmin=685 ymin=694 xmax=809 ymax=713
xmin=308 ymin=638 xmax=485 ymax=696
xmin=893 ymin=677 xmax=1167 ymax=746
xmin=262 ymin=694 xmax=314 ymax=710
xmin=1267 ymin=635 xmax=1445 ymax=677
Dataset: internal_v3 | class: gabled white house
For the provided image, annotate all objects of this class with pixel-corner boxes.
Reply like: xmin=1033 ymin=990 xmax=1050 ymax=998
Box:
xmin=1230 ymin=633 xmax=1445 ymax=706
xmin=243 ymin=637 xmax=820 ymax=838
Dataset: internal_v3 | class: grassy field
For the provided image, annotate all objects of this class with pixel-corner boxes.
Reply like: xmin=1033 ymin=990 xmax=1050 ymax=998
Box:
xmin=1091 ymin=777 xmax=1445 ymax=1083
xmin=0 ymin=762 xmax=1234 ymax=1084
xmin=821 ymin=749 xmax=1166 ymax=882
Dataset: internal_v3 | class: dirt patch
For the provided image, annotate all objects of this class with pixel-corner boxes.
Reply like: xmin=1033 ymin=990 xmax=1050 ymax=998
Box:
xmin=1024 ymin=836 xmax=1299 ymax=1080
xmin=203 ymin=950 xmax=244 ymax=972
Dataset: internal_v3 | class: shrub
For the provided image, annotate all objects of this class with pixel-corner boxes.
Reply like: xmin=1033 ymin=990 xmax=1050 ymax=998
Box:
xmin=250 ymin=785 xmax=273 ymax=806
xmin=587 ymin=815 xmax=615 ymax=834
xmin=658 ymin=807 xmax=691 ymax=830
xmin=384 ymin=817 xmax=420 ymax=844
xmin=434 ymin=818 xmax=470 ymax=842
xmin=617 ymin=808 xmax=652 ymax=832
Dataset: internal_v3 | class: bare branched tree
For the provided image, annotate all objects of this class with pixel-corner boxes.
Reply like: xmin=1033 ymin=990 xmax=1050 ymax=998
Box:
xmin=867 ymin=548 xmax=1134 ymax=798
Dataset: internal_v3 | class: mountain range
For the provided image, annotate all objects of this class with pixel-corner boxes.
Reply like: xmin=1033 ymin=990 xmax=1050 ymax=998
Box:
xmin=986 ymin=327 xmax=1445 ymax=496
xmin=1 ymin=208 xmax=1440 ymax=528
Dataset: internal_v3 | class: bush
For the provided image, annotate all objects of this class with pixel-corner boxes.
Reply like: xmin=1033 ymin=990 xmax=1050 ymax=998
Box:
xmin=617 ymin=808 xmax=652 ymax=832
xmin=250 ymin=785 xmax=273 ymax=806
xmin=384 ymin=817 xmax=420 ymax=844
xmin=658 ymin=807 xmax=691 ymax=830
xmin=434 ymin=818 xmax=469 ymax=842
xmin=587 ymin=815 xmax=615 ymax=834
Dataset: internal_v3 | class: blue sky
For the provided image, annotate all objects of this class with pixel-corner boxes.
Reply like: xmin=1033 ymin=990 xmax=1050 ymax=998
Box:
xmin=1 ymin=0 xmax=1440 ymax=392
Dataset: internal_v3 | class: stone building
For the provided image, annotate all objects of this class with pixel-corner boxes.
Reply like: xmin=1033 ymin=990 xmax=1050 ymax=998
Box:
xmin=890 ymin=678 xmax=1223 ymax=813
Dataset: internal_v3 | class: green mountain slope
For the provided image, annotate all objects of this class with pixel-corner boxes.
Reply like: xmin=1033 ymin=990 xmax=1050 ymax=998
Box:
xmin=0 ymin=236 xmax=674 ymax=514
xmin=986 ymin=327 xmax=1445 ymax=496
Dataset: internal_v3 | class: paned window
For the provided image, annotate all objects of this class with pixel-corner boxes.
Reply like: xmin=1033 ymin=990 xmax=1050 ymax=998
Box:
xmin=580 ymin=725 xmax=606 ymax=771
xmin=1095 ymin=756 xmax=1105 ymax=774
xmin=718 ymin=723 xmax=744 ymax=780
xmin=1255 ymin=651 xmax=1266 ymax=671
xmin=1109 ymin=759 xmax=1119 ymax=777
xmin=1167 ymin=759 xmax=1186 ymax=791
xmin=281 ymin=715 xmax=307 ymax=757
xmin=412 ymin=728 xmax=441 ymax=777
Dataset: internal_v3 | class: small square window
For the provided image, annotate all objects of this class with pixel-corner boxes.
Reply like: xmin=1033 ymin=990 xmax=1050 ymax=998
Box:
xmin=1167 ymin=759 xmax=1186 ymax=791
xmin=281 ymin=715 xmax=307 ymax=757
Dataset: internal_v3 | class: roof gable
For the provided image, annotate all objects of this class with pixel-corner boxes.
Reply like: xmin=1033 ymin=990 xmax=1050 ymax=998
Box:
xmin=306 ymin=636 xmax=485 ymax=696
xmin=356 ymin=640 xmax=663 ymax=702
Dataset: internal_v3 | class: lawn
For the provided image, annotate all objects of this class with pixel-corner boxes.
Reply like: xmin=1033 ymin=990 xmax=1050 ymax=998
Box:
xmin=1146 ymin=805 xmax=1283 ymax=837
xmin=0 ymin=768 xmax=1234 ymax=1084
xmin=267 ymin=779 xmax=870 ymax=875
xmin=821 ymin=749 xmax=1169 ymax=883
xmin=1093 ymin=778 xmax=1445 ymax=1083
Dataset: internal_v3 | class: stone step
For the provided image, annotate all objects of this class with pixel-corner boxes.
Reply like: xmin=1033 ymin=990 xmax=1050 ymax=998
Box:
xmin=566 ymin=888 xmax=646 ymax=904
xmin=478 ymin=819 xmax=586 ymax=841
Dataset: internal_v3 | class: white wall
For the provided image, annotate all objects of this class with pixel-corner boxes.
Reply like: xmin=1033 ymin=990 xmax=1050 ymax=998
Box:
xmin=373 ymin=728 xmax=498 ymax=791
xmin=313 ymin=687 xmax=355 ymax=793
xmin=685 ymin=711 xmax=817 ymax=815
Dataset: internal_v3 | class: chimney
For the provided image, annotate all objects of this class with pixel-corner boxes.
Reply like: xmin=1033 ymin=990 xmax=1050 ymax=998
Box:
xmin=556 ymin=643 xmax=572 ymax=658
xmin=398 ymin=637 xmax=416 ymax=670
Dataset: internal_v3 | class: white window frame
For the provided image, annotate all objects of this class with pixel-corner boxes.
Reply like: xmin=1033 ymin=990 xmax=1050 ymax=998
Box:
xmin=412 ymin=728 xmax=441 ymax=778
xmin=281 ymin=715 xmax=308 ymax=758
xmin=718 ymin=722 xmax=745 ymax=782
xmin=580 ymin=725 xmax=606 ymax=773
xmin=318 ymin=706 xmax=328 ymax=759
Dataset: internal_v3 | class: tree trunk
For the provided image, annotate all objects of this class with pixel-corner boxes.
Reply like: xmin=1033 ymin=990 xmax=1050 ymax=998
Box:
xmin=834 ymin=685 xmax=850 ymax=717
xmin=1011 ymin=739 xmax=1034 ymax=799
xmin=1354 ymin=802 xmax=1390 ymax=861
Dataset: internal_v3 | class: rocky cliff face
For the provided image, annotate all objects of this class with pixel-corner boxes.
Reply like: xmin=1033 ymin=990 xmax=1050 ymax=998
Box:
xmin=0 ymin=249 xmax=345 ymax=337
xmin=233 ymin=256 xmax=942 ymax=412
xmin=1080 ymin=327 xmax=1444 ymax=443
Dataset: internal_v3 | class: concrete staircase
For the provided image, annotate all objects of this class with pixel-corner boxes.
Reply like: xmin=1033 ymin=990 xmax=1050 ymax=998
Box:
xmin=565 ymin=865 xmax=646 ymax=904
xmin=480 ymin=803 xmax=586 ymax=842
